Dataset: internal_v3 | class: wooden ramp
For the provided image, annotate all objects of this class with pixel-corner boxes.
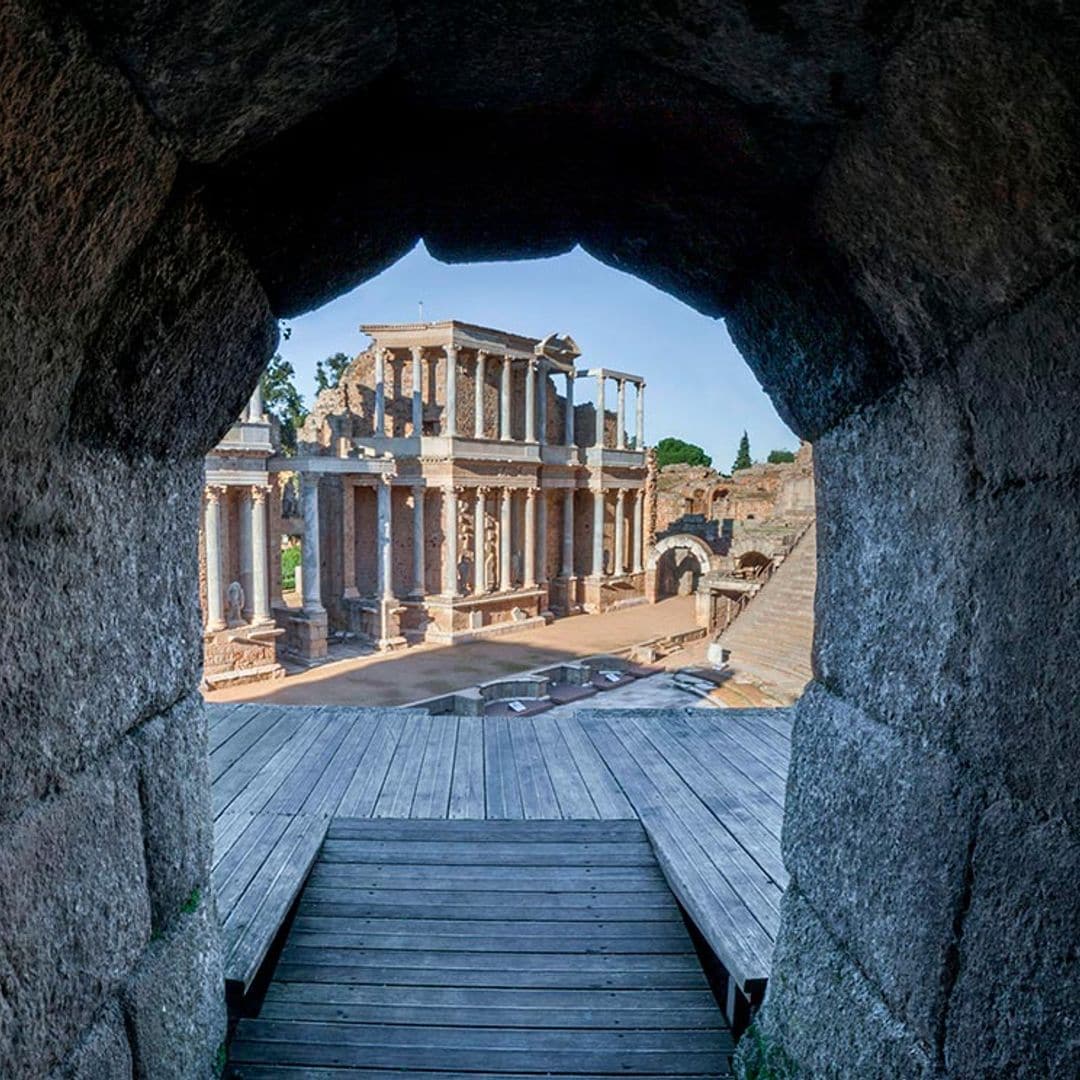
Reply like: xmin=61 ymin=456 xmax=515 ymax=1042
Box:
xmin=209 ymin=704 xmax=789 ymax=1017
xmin=228 ymin=818 xmax=733 ymax=1078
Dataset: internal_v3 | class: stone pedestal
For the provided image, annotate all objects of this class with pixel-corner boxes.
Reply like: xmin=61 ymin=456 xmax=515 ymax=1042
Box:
xmin=289 ymin=609 xmax=328 ymax=662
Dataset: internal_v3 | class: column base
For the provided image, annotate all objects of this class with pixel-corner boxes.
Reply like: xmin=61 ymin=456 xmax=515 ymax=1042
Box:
xmin=288 ymin=609 xmax=328 ymax=661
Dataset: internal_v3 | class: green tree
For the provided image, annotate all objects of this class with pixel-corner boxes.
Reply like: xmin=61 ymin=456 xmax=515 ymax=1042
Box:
xmin=315 ymin=351 xmax=352 ymax=393
xmin=767 ymin=448 xmax=795 ymax=464
xmin=655 ymin=437 xmax=712 ymax=469
xmin=732 ymin=431 xmax=753 ymax=471
xmin=262 ymin=355 xmax=307 ymax=454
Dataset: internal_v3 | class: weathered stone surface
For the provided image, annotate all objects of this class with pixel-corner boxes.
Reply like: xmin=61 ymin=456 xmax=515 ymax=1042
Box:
xmin=130 ymin=693 xmax=213 ymax=932
xmin=0 ymin=750 xmax=150 ymax=1077
xmin=784 ymin=684 xmax=979 ymax=1047
xmin=51 ymin=1003 xmax=132 ymax=1080
xmin=738 ymin=885 xmax=936 ymax=1080
xmin=0 ymin=453 xmax=205 ymax=811
xmin=121 ymin=897 xmax=225 ymax=1080
xmin=943 ymin=800 xmax=1080 ymax=1079
xmin=815 ymin=8 xmax=1080 ymax=366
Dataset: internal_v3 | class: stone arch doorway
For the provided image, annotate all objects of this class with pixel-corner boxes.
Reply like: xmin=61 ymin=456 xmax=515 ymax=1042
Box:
xmin=646 ymin=534 xmax=715 ymax=603
xmin=735 ymin=550 xmax=772 ymax=579
xmin=5 ymin=6 xmax=1077 ymax=1078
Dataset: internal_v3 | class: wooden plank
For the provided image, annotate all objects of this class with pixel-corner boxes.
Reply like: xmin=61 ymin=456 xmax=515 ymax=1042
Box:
xmin=213 ymin=810 xmax=255 ymax=866
xmin=211 ymin=705 xmax=281 ymax=782
xmin=372 ymin=714 xmax=432 ymax=818
xmin=214 ymin=815 xmax=289 ymax=917
xmin=509 ymin=720 xmax=562 ymax=819
xmin=305 ymin=865 xmax=670 ymax=891
xmin=297 ymin=712 xmax=377 ymax=819
xmin=531 ymin=717 xmax=600 ymax=819
xmin=327 ymin=818 xmax=647 ymax=842
xmin=722 ymin=710 xmax=792 ymax=759
xmin=709 ymin=713 xmax=789 ymax=780
xmin=335 ymin=713 xmax=407 ymax=818
xmin=411 ymin=717 xmax=458 ymax=819
xmin=689 ymin=719 xmax=788 ymax=809
xmin=317 ymin=839 xmax=656 ymax=866
xmin=228 ymin=1070 xmax=730 ymax=1080
xmin=448 ymin=715 xmax=485 ymax=819
xmin=554 ymin=717 xmax=635 ymax=819
xmin=262 ymin=710 xmax=353 ymax=815
xmin=483 ymin=717 xmax=523 ymax=819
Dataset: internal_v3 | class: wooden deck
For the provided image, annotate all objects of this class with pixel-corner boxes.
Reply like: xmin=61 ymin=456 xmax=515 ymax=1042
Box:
xmin=228 ymin=818 xmax=734 ymax=1077
xmin=209 ymin=704 xmax=790 ymax=1012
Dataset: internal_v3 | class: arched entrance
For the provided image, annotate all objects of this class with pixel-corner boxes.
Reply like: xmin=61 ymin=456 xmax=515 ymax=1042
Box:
xmin=646 ymin=534 xmax=715 ymax=603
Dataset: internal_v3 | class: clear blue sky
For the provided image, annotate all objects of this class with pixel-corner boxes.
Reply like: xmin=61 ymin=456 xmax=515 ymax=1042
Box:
xmin=278 ymin=243 xmax=796 ymax=470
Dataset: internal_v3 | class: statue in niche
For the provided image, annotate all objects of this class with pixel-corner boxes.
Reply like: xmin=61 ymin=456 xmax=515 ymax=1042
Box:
xmin=226 ymin=581 xmax=245 ymax=627
xmin=484 ymin=526 xmax=498 ymax=592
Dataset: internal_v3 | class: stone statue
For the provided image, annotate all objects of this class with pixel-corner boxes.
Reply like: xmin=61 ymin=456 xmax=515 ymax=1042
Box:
xmin=484 ymin=529 xmax=497 ymax=592
xmin=226 ymin=580 xmax=245 ymax=626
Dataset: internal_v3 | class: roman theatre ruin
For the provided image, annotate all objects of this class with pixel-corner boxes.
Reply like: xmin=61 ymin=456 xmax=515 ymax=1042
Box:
xmin=2 ymin=2 xmax=1076 ymax=1078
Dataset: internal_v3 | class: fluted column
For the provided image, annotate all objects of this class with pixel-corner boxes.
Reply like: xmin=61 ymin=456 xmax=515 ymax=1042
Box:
xmin=342 ymin=480 xmax=358 ymax=599
xmin=565 ymin=372 xmax=575 ymax=446
xmin=499 ymin=487 xmax=512 ymax=591
xmin=592 ymin=489 xmax=605 ymax=576
xmin=248 ymin=378 xmax=264 ymax=421
xmin=203 ymin=486 xmax=226 ymax=631
xmin=377 ymin=477 xmax=393 ymax=600
xmin=443 ymin=486 xmax=459 ymax=596
xmin=633 ymin=489 xmax=644 ymax=574
xmin=614 ymin=489 xmax=626 ymax=575
xmin=500 ymin=357 xmax=513 ymax=440
xmin=444 ymin=344 xmax=458 ymax=437
xmin=595 ymin=375 xmax=606 ymax=448
xmin=636 ymin=382 xmax=645 ymax=449
xmin=537 ymin=489 xmax=549 ymax=584
xmin=374 ymin=349 xmax=386 ymax=436
xmin=525 ymin=360 xmax=536 ymax=442
xmin=474 ymin=351 xmax=486 ymax=438
xmin=616 ymin=379 xmax=626 ymax=449
xmin=537 ymin=365 xmax=548 ymax=446
xmin=251 ymin=486 xmax=271 ymax=621
xmin=238 ymin=487 xmax=253 ymax=618
xmin=561 ymin=489 xmax=575 ymax=577
xmin=411 ymin=346 xmax=424 ymax=436
xmin=411 ymin=485 xmax=425 ymax=596
xmin=301 ymin=475 xmax=324 ymax=613
xmin=524 ymin=488 xmax=537 ymax=588
xmin=474 ymin=487 xmax=487 ymax=593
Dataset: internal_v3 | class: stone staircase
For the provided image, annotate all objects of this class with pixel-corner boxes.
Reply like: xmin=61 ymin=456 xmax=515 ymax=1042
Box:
xmin=714 ymin=523 xmax=816 ymax=705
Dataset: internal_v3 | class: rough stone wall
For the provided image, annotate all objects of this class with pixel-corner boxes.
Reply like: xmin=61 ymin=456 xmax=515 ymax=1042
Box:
xmin=0 ymin=3 xmax=274 ymax=1073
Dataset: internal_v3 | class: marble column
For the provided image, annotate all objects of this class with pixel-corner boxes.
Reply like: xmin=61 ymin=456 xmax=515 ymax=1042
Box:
xmin=565 ymin=372 xmax=576 ymax=446
xmin=474 ymin=351 xmax=486 ymax=438
xmin=238 ymin=487 xmax=253 ymax=618
xmin=342 ymin=481 xmax=358 ymax=599
xmin=377 ymin=477 xmax=393 ymax=600
xmin=499 ymin=487 xmax=512 ymax=591
xmin=561 ymin=489 xmax=575 ymax=577
xmin=633 ymin=489 xmax=644 ymax=574
xmin=595 ymin=375 xmax=606 ymax=448
xmin=537 ymin=365 xmax=548 ymax=446
xmin=412 ymin=485 xmax=425 ymax=596
xmin=636 ymin=382 xmax=645 ymax=449
xmin=251 ymin=486 xmax=271 ymax=621
xmin=500 ymin=357 xmax=513 ymax=441
xmin=537 ymin=489 xmax=549 ymax=584
xmin=592 ymin=489 xmax=605 ymax=576
xmin=204 ymin=487 xmax=226 ymax=631
xmin=443 ymin=486 xmax=459 ymax=596
xmin=374 ymin=349 xmax=386 ymax=436
xmin=524 ymin=488 xmax=537 ymax=588
xmin=614 ymin=488 xmax=626 ymax=575
xmin=411 ymin=346 xmax=424 ymax=436
xmin=248 ymin=378 xmax=264 ymax=421
xmin=525 ymin=360 xmax=536 ymax=442
xmin=616 ymin=379 xmax=626 ymax=449
xmin=301 ymin=475 xmax=323 ymax=613
xmin=444 ymin=344 xmax=458 ymax=437
xmin=473 ymin=488 xmax=487 ymax=593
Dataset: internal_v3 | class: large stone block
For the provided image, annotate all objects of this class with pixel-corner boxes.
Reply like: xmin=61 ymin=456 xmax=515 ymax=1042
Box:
xmin=50 ymin=1003 xmax=132 ymax=1080
xmin=739 ymin=885 xmax=935 ymax=1080
xmin=0 ymin=453 xmax=204 ymax=810
xmin=130 ymin=692 xmax=213 ymax=932
xmin=784 ymin=683 xmax=978 ymax=1046
xmin=121 ymin=898 xmax=226 ymax=1080
xmin=813 ymin=367 xmax=975 ymax=739
xmin=0 ymin=749 xmax=150 ymax=1077
xmin=944 ymin=799 xmax=1080 ymax=1079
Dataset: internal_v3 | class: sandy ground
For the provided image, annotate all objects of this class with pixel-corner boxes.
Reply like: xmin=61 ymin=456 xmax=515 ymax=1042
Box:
xmin=204 ymin=595 xmax=701 ymax=708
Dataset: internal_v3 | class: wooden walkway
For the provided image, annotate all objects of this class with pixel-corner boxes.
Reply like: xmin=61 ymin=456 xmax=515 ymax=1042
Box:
xmin=209 ymin=704 xmax=790 ymax=1012
xmin=228 ymin=818 xmax=734 ymax=1077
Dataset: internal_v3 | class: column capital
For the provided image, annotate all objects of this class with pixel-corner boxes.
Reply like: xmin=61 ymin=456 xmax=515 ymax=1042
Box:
xmin=445 ymin=343 xmax=459 ymax=357
xmin=525 ymin=487 xmax=537 ymax=502
xmin=410 ymin=344 xmax=424 ymax=360
xmin=251 ymin=485 xmax=270 ymax=505
xmin=205 ymin=484 xmax=227 ymax=504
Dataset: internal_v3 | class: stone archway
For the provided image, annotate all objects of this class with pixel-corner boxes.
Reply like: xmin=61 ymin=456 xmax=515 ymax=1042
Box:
xmin=646 ymin=533 xmax=716 ymax=603
xmin=3 ymin=4 xmax=1078 ymax=1077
